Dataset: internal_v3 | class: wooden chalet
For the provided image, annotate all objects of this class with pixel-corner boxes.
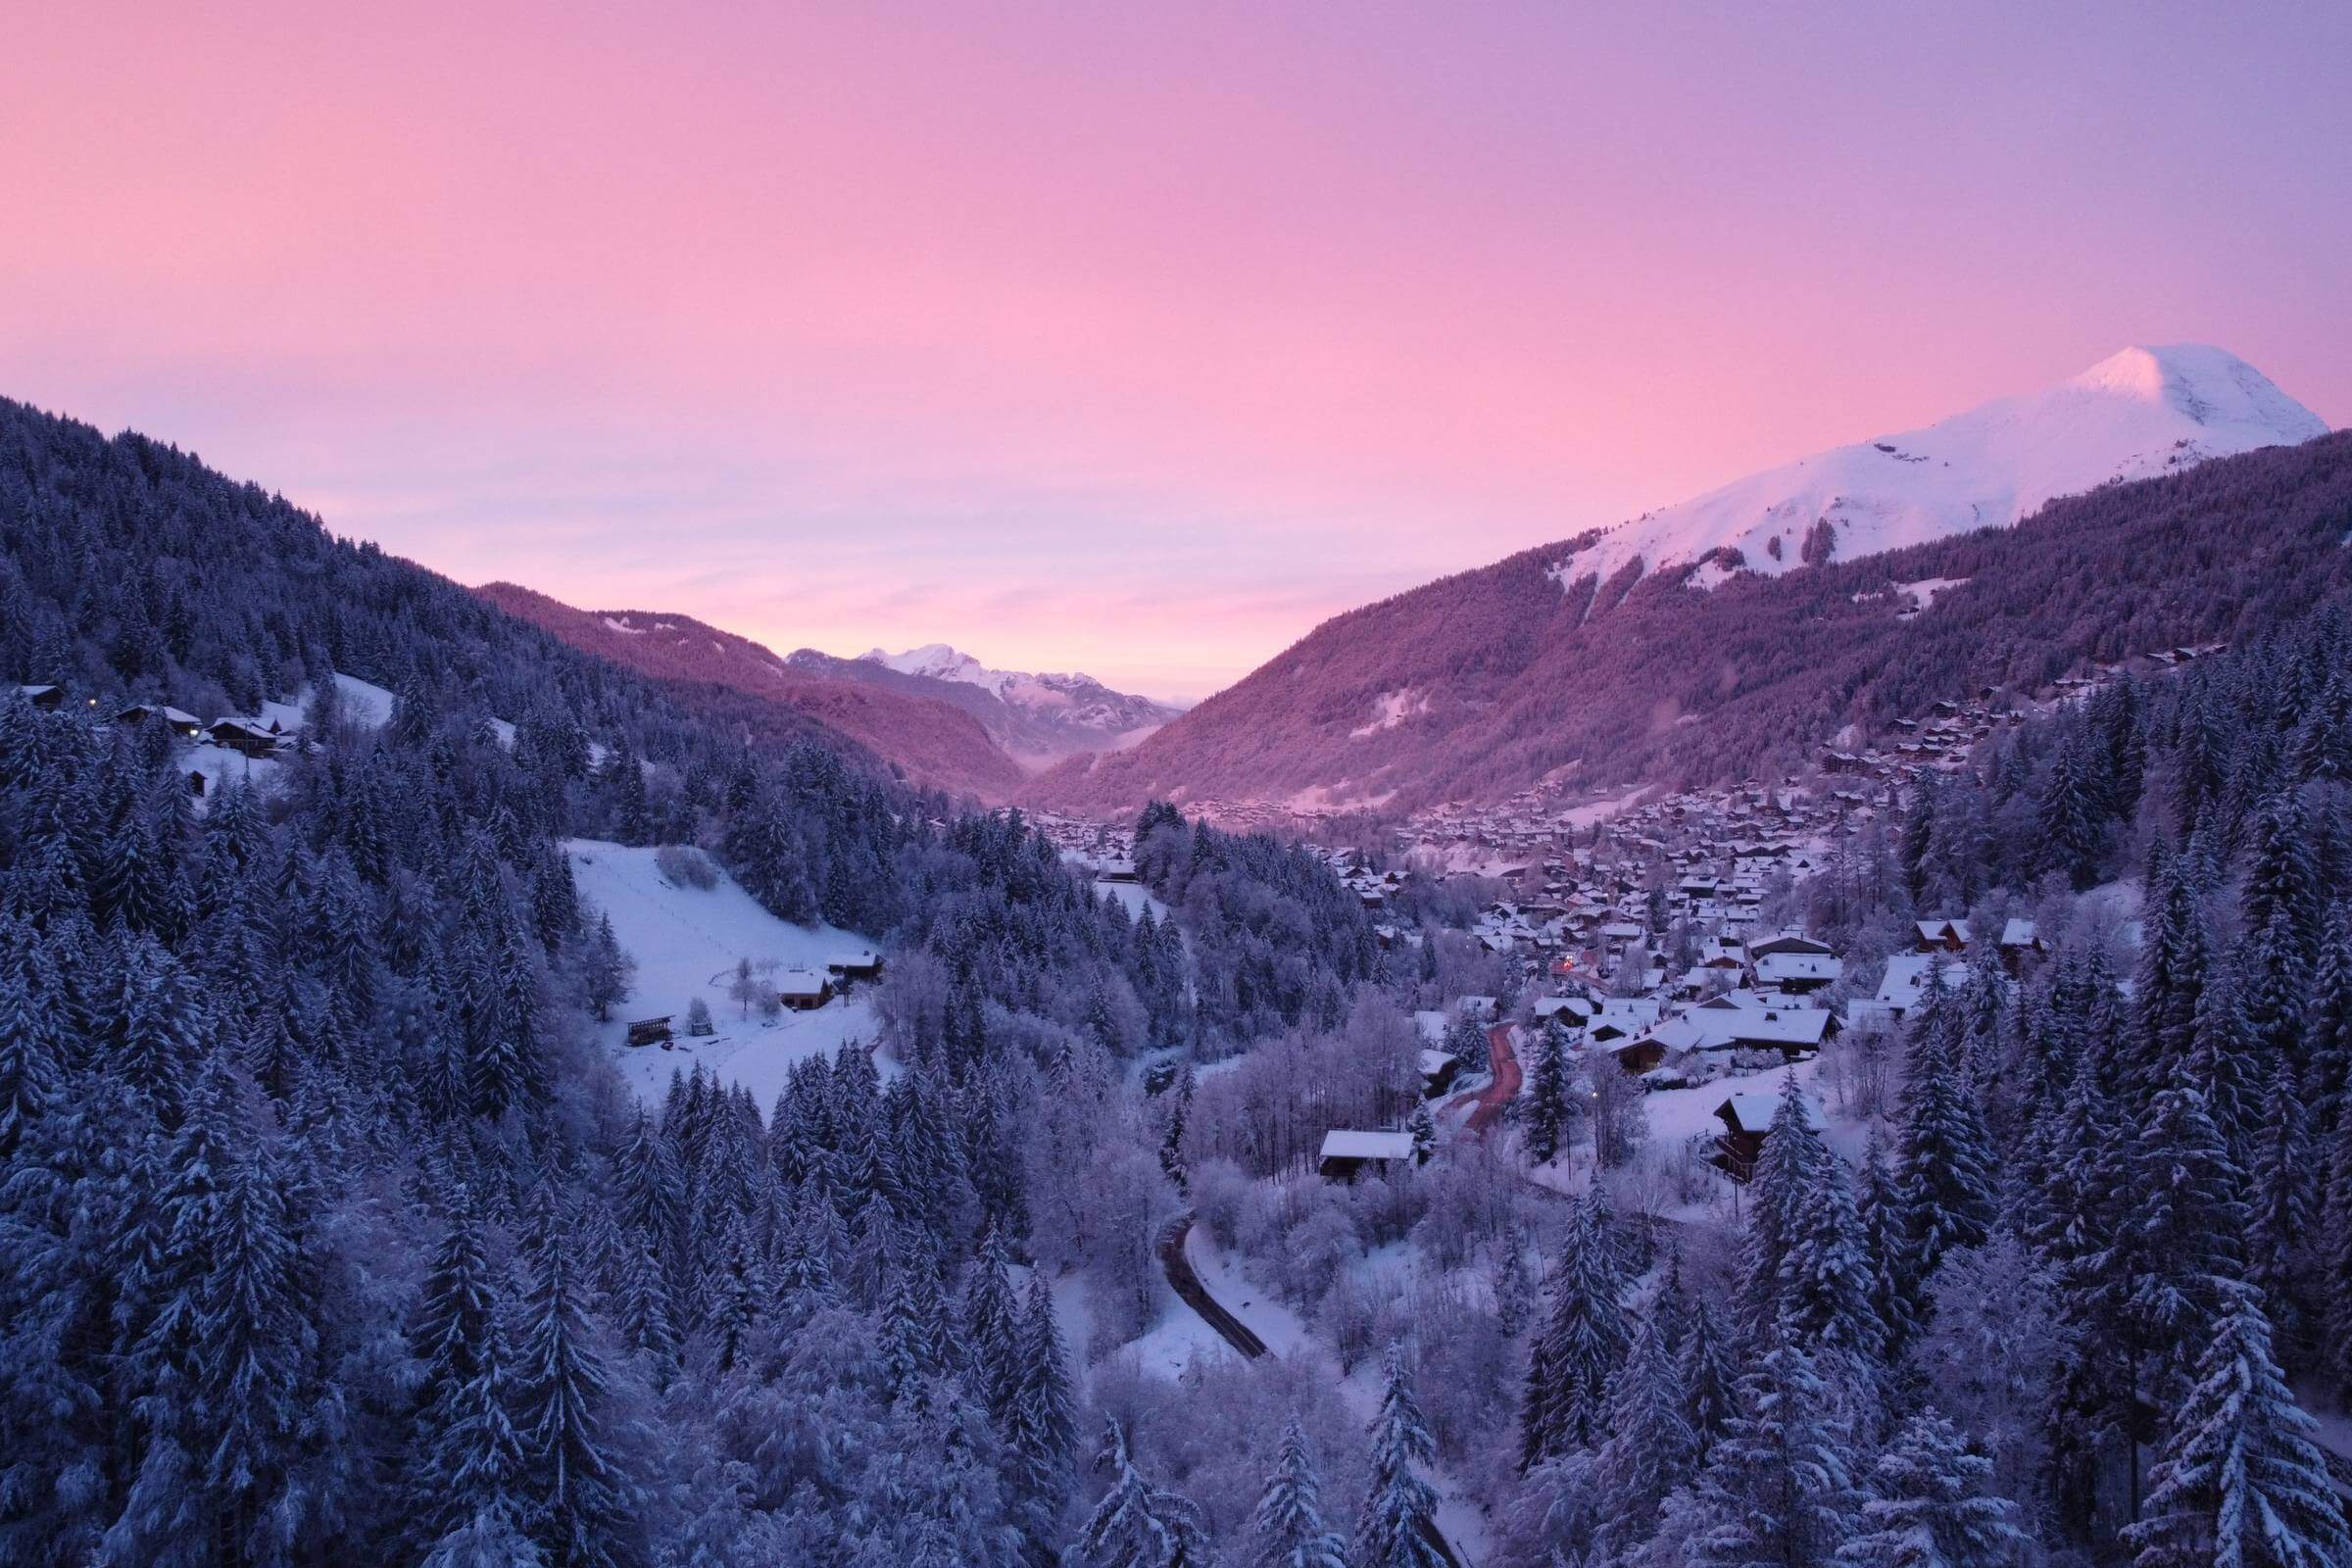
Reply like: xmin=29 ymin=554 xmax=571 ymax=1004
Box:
xmin=1712 ymin=1090 xmax=1825 ymax=1183
xmin=625 ymin=1016 xmax=674 ymax=1048
xmin=17 ymin=683 xmax=65 ymax=710
xmin=774 ymin=968 xmax=834 ymax=1011
xmin=1318 ymin=1128 xmax=1419 ymax=1182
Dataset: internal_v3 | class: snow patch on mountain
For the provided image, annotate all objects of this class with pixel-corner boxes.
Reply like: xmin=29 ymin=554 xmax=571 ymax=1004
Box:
xmin=1350 ymin=687 xmax=1432 ymax=739
xmin=1552 ymin=345 xmax=2328 ymax=595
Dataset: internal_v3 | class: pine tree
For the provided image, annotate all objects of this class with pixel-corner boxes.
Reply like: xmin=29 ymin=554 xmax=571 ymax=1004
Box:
xmin=1680 ymin=1295 xmax=1740 ymax=1465
xmin=2245 ymin=1058 xmax=2310 ymax=1339
xmin=1838 ymin=1409 xmax=2030 ymax=1568
xmin=1251 ymin=1417 xmax=1348 ymax=1568
xmin=1524 ymin=1019 xmax=1576 ymax=1166
xmin=1008 ymin=1276 xmax=1078 ymax=1517
xmin=1745 ymin=1075 xmax=1881 ymax=1364
xmin=1591 ymin=1314 xmax=1695 ymax=1561
xmin=514 ymin=1227 xmax=640 ymax=1568
xmin=1355 ymin=1347 xmax=1446 ymax=1568
xmin=584 ymin=912 xmax=631 ymax=1022
xmin=1854 ymin=1129 xmax=1919 ymax=1360
xmin=1521 ymin=1191 xmax=1630 ymax=1469
xmin=1893 ymin=1028 xmax=1996 ymax=1292
xmin=2125 ymin=1301 xmax=2352 ymax=1568
xmin=1690 ymin=1345 xmax=1862 ymax=1568
xmin=1073 ymin=1419 xmax=1216 ymax=1568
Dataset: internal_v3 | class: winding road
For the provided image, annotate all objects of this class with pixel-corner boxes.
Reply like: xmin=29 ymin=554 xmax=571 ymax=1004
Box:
xmin=1157 ymin=1213 xmax=1468 ymax=1568
xmin=1443 ymin=1023 xmax=1523 ymax=1137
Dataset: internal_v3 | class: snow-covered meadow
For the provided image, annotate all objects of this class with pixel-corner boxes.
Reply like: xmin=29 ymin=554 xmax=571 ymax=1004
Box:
xmin=565 ymin=839 xmax=893 ymax=1104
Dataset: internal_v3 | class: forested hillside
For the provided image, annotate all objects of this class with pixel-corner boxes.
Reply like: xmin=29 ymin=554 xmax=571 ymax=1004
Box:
xmin=1041 ymin=430 xmax=2352 ymax=814
xmin=474 ymin=581 xmax=1032 ymax=802
xmin=0 ymin=397 xmax=1290 ymax=1563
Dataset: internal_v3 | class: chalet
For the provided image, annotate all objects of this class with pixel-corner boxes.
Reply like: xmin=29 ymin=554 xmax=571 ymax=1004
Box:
xmin=1876 ymin=954 xmax=1962 ymax=1018
xmin=1530 ymin=995 xmax=1592 ymax=1028
xmin=1092 ymin=856 xmax=1141 ymax=883
xmin=1649 ymin=1004 xmax=1834 ymax=1059
xmin=17 ymin=683 xmax=65 ymax=710
xmin=1755 ymin=949 xmax=1843 ymax=995
xmin=1612 ymin=1036 xmax=1670 ymax=1074
xmin=774 ymin=969 xmax=833 ymax=1010
xmin=1915 ymin=917 xmax=1972 ymax=953
xmin=1713 ymin=1089 xmax=1826 ymax=1182
xmin=207 ymin=717 xmax=284 ymax=758
xmin=114 ymin=703 xmax=203 ymax=737
xmin=1748 ymin=931 xmax=1834 ymax=960
xmin=1318 ymin=1128 xmax=1420 ymax=1182
xmin=625 ymin=1016 xmax=674 ymax=1048
xmin=1419 ymin=1049 xmax=1464 ymax=1098
xmin=826 ymin=949 xmax=884 ymax=986
xmin=1998 ymin=918 xmax=2045 ymax=976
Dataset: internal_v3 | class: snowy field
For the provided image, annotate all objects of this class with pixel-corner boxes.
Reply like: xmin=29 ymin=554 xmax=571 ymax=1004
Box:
xmin=257 ymin=671 xmax=397 ymax=733
xmin=1093 ymin=878 xmax=1170 ymax=921
xmin=564 ymin=840 xmax=894 ymax=1105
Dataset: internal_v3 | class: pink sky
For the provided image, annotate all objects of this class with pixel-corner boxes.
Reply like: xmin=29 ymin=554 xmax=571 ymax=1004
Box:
xmin=4 ymin=1 xmax=2346 ymax=700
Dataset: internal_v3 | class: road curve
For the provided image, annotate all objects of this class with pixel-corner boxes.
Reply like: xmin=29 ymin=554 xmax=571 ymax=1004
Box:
xmin=1157 ymin=1213 xmax=1268 ymax=1357
xmin=1442 ymin=1023 xmax=1523 ymax=1136
xmin=1157 ymin=1214 xmax=1468 ymax=1568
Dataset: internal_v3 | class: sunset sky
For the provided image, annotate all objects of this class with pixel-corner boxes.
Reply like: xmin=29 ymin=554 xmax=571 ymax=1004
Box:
xmin=5 ymin=1 xmax=2346 ymax=700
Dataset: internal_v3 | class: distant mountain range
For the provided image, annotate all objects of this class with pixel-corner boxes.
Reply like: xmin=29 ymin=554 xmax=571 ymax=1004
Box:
xmin=473 ymin=584 xmax=1030 ymax=800
xmin=1034 ymin=347 xmax=2340 ymax=817
xmin=795 ymin=644 xmax=1182 ymax=766
xmin=472 ymin=587 xmax=1182 ymax=799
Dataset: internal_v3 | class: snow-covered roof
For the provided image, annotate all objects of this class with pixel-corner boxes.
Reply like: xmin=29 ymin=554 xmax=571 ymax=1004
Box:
xmin=2000 ymin=918 xmax=2038 ymax=948
xmin=1319 ymin=1130 xmax=1416 ymax=1162
xmin=1757 ymin=952 xmax=1844 ymax=984
xmin=1718 ymin=1091 xmax=1827 ymax=1136
xmin=774 ymin=967 xmax=831 ymax=998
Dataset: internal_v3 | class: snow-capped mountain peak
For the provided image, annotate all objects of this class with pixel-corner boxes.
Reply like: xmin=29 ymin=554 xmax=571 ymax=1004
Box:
xmin=1550 ymin=344 xmax=2328 ymax=594
xmin=850 ymin=644 xmax=1185 ymax=761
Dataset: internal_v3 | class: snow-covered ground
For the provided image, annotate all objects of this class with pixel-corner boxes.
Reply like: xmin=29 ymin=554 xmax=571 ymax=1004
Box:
xmin=1094 ymin=879 xmax=1170 ymax=921
xmin=183 ymin=743 xmax=283 ymax=807
xmin=257 ymin=671 xmax=397 ymax=733
xmin=564 ymin=839 xmax=893 ymax=1105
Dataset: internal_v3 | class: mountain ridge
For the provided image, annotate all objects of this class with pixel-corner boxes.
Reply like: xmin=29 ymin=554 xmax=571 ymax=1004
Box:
xmin=1032 ymin=360 xmax=2348 ymax=818
xmin=471 ymin=583 xmax=1030 ymax=800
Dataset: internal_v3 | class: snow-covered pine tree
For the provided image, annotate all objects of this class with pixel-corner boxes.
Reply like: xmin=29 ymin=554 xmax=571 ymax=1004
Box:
xmin=1251 ymin=1416 xmax=1348 ymax=1568
xmin=1072 ymin=1419 xmax=1217 ymax=1568
xmin=1690 ymin=1344 xmax=1862 ymax=1568
xmin=1854 ymin=1129 xmax=1919 ymax=1360
xmin=514 ymin=1226 xmax=641 ymax=1568
xmin=583 ymin=911 xmax=631 ymax=1022
xmin=1893 ymin=1027 xmax=1996 ymax=1293
xmin=1008 ymin=1275 xmax=1078 ymax=1520
xmin=2245 ymin=1057 xmax=2311 ymax=1344
xmin=1591 ymin=1313 xmax=1695 ymax=1561
xmin=2124 ymin=1300 xmax=2352 ymax=1568
xmin=1680 ymin=1294 xmax=1740 ymax=1465
xmin=1521 ymin=1190 xmax=1630 ymax=1469
xmin=1524 ymin=1017 xmax=1577 ymax=1167
xmin=1838 ymin=1408 xmax=2031 ymax=1568
xmin=1355 ymin=1346 xmax=1446 ymax=1568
